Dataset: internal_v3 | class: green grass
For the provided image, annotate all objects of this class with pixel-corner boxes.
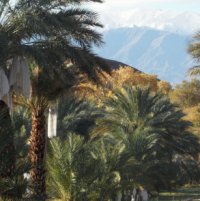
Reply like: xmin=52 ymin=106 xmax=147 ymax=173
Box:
xmin=152 ymin=185 xmax=200 ymax=201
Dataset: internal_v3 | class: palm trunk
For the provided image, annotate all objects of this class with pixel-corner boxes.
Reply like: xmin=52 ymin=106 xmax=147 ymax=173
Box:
xmin=29 ymin=108 xmax=46 ymax=200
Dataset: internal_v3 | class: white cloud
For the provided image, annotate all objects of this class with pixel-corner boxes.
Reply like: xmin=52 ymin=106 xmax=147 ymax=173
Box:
xmin=94 ymin=8 xmax=200 ymax=35
xmin=87 ymin=0 xmax=200 ymax=35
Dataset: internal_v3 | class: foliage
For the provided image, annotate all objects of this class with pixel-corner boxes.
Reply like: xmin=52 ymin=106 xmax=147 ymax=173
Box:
xmin=77 ymin=66 xmax=171 ymax=104
xmin=170 ymin=79 xmax=200 ymax=107
xmin=47 ymin=134 xmax=129 ymax=201
xmin=46 ymin=87 xmax=200 ymax=201
xmin=0 ymin=0 xmax=109 ymax=78
xmin=170 ymin=79 xmax=200 ymax=138
xmin=0 ymin=104 xmax=30 ymax=199
xmin=94 ymin=86 xmax=200 ymax=190
xmin=47 ymin=134 xmax=86 ymax=201
xmin=57 ymin=96 xmax=102 ymax=139
xmin=0 ymin=101 xmax=15 ymax=178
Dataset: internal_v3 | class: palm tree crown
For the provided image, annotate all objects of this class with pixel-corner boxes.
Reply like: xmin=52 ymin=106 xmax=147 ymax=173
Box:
xmin=188 ymin=32 xmax=200 ymax=76
xmin=0 ymin=0 xmax=109 ymax=77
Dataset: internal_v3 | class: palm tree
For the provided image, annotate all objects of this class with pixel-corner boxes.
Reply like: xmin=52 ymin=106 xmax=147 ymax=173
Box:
xmin=45 ymin=96 xmax=122 ymax=200
xmin=88 ymin=138 xmax=127 ymax=201
xmin=0 ymin=100 xmax=15 ymax=178
xmin=47 ymin=134 xmax=87 ymax=201
xmin=0 ymin=0 xmax=110 ymax=198
xmin=188 ymin=32 xmax=200 ymax=76
xmin=57 ymin=96 xmax=102 ymax=139
xmin=0 ymin=105 xmax=30 ymax=199
xmin=94 ymin=86 xmax=200 ymax=190
xmin=47 ymin=134 xmax=127 ymax=201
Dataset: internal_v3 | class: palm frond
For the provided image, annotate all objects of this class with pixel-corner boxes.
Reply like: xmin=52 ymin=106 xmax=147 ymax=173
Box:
xmin=188 ymin=32 xmax=200 ymax=77
xmin=47 ymin=134 xmax=86 ymax=200
xmin=188 ymin=65 xmax=200 ymax=77
xmin=57 ymin=96 xmax=102 ymax=139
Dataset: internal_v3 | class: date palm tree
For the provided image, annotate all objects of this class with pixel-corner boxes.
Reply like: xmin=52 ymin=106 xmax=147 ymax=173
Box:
xmin=0 ymin=0 xmax=110 ymax=199
xmin=94 ymin=86 xmax=200 ymax=190
xmin=47 ymin=134 xmax=128 ymax=201
xmin=47 ymin=133 xmax=87 ymax=201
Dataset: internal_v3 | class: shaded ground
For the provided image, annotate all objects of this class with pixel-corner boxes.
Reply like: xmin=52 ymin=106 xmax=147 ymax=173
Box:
xmin=153 ymin=185 xmax=200 ymax=201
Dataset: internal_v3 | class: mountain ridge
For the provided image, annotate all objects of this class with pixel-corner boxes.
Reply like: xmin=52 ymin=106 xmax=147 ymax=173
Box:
xmin=96 ymin=26 xmax=194 ymax=83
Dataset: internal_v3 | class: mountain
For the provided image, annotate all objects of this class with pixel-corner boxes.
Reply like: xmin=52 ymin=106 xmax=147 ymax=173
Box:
xmin=96 ymin=26 xmax=194 ymax=83
xmin=99 ymin=8 xmax=200 ymax=35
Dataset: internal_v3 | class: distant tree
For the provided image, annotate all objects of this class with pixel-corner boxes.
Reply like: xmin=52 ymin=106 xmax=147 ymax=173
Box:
xmin=158 ymin=80 xmax=171 ymax=94
xmin=170 ymin=79 xmax=200 ymax=107
xmin=111 ymin=67 xmax=159 ymax=90
xmin=170 ymin=79 xmax=200 ymax=139
xmin=78 ymin=66 xmax=171 ymax=103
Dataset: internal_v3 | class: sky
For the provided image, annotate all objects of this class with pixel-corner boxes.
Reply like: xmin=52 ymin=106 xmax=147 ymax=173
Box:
xmin=90 ymin=0 xmax=200 ymax=13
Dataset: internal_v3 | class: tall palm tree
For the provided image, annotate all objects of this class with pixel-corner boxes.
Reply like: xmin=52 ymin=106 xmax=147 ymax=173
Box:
xmin=188 ymin=32 xmax=200 ymax=76
xmin=0 ymin=0 xmax=110 ymax=199
xmin=19 ymin=64 xmax=104 ymax=199
xmin=94 ymin=86 xmax=200 ymax=190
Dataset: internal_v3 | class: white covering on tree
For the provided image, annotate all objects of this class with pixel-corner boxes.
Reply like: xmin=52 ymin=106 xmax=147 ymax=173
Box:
xmin=116 ymin=191 xmax=122 ymax=201
xmin=0 ymin=56 xmax=31 ymax=109
xmin=48 ymin=105 xmax=58 ymax=138
xmin=141 ymin=189 xmax=148 ymax=201
xmin=1 ymin=57 xmax=58 ymax=138
xmin=9 ymin=56 xmax=31 ymax=98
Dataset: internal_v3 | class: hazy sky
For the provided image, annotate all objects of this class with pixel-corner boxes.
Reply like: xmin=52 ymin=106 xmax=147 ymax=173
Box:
xmin=90 ymin=0 xmax=200 ymax=13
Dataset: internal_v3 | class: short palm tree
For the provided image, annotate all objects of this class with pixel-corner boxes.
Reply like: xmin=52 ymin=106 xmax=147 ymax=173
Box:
xmin=47 ymin=133 xmax=89 ymax=201
xmin=47 ymin=134 xmax=127 ymax=201
xmin=88 ymin=138 xmax=126 ymax=201
xmin=0 ymin=0 xmax=110 ymax=199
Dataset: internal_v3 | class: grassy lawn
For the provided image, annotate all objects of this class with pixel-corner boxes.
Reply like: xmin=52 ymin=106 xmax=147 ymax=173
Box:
xmin=153 ymin=185 xmax=200 ymax=201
